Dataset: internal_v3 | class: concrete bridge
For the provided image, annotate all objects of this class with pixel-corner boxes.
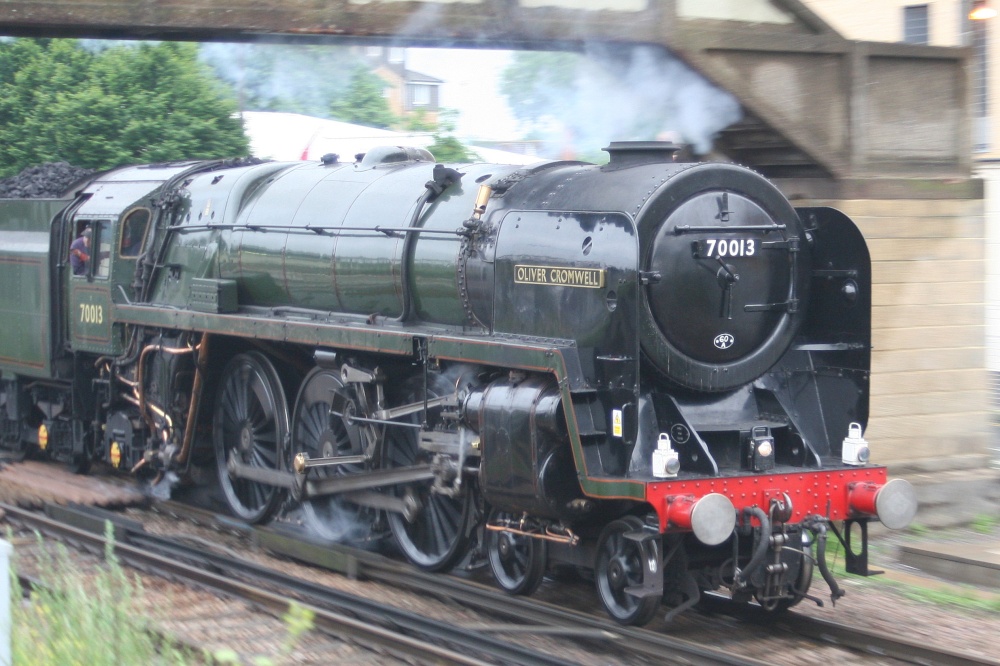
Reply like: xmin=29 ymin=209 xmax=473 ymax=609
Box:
xmin=0 ymin=0 xmax=973 ymax=187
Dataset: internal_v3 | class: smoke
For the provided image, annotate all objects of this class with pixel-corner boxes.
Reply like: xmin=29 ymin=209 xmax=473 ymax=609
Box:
xmin=299 ymin=497 xmax=375 ymax=545
xmin=195 ymin=39 xmax=740 ymax=161
xmin=365 ymin=1 xmax=741 ymax=154
xmin=517 ymin=44 xmax=742 ymax=159
xmin=199 ymin=42 xmax=361 ymax=117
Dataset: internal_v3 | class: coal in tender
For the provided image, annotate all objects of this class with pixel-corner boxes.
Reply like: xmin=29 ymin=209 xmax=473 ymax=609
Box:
xmin=0 ymin=162 xmax=95 ymax=199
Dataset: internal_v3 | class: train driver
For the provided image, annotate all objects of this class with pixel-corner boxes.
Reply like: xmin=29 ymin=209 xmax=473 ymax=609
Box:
xmin=69 ymin=227 xmax=91 ymax=275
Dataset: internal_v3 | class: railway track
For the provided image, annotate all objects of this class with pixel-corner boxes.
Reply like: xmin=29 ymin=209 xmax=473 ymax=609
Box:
xmin=2 ymin=502 xmax=570 ymax=666
xmin=697 ymin=594 xmax=1000 ymax=666
xmin=4 ymin=501 xmax=769 ymax=666
xmin=9 ymin=497 xmax=996 ymax=666
xmin=151 ymin=499 xmax=1000 ymax=666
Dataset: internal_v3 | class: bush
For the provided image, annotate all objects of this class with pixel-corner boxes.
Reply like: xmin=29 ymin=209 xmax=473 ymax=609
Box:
xmin=9 ymin=524 xmax=193 ymax=665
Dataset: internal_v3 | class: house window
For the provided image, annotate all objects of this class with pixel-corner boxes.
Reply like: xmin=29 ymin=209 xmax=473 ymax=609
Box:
xmin=388 ymin=48 xmax=405 ymax=64
xmin=903 ymin=5 xmax=929 ymax=44
xmin=365 ymin=46 xmax=382 ymax=58
xmin=411 ymin=84 xmax=432 ymax=107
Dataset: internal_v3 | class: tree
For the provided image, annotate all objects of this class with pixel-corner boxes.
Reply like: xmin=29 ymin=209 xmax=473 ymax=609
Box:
xmin=200 ymin=43 xmax=362 ymax=117
xmin=425 ymin=110 xmax=479 ymax=163
xmin=499 ymin=50 xmax=581 ymax=135
xmin=329 ymin=67 xmax=398 ymax=129
xmin=0 ymin=39 xmax=249 ymax=177
xmin=426 ymin=135 xmax=480 ymax=163
xmin=400 ymin=108 xmax=437 ymax=132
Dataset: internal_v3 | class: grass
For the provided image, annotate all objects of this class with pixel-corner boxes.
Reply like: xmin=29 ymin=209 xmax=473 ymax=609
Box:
xmin=970 ymin=513 xmax=999 ymax=534
xmin=893 ymin=582 xmax=1000 ymax=613
xmin=8 ymin=522 xmax=316 ymax=666
xmin=817 ymin=523 xmax=1000 ymax=615
xmin=9 ymin=524 xmax=195 ymax=665
xmin=213 ymin=603 xmax=316 ymax=666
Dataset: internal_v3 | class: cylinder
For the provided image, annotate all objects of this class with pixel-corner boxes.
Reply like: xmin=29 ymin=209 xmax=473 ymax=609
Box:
xmin=474 ymin=375 xmax=579 ymax=518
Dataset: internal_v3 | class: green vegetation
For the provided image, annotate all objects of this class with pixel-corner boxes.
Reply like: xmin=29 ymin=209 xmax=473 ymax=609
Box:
xmin=971 ymin=513 xmax=999 ymax=534
xmin=329 ymin=66 xmax=399 ymax=130
xmin=426 ymin=110 xmax=480 ymax=163
xmin=200 ymin=43 xmax=361 ymax=118
xmin=213 ymin=603 xmax=316 ymax=666
xmin=499 ymin=50 xmax=581 ymax=135
xmin=9 ymin=523 xmax=317 ymax=665
xmin=816 ymin=525 xmax=1000 ymax=614
xmin=894 ymin=582 xmax=1000 ymax=613
xmin=498 ymin=46 xmax=741 ymax=158
xmin=9 ymin=524 xmax=194 ymax=665
xmin=0 ymin=39 xmax=249 ymax=177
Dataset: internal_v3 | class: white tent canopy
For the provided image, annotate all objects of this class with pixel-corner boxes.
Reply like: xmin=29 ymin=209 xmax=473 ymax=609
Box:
xmin=240 ymin=111 xmax=542 ymax=166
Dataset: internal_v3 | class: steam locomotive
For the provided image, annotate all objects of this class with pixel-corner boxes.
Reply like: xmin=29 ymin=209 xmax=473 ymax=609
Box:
xmin=0 ymin=142 xmax=917 ymax=625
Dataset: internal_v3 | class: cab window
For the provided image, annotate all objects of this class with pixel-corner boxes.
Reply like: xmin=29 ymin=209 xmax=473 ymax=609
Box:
xmin=70 ymin=219 xmax=111 ymax=279
xmin=69 ymin=221 xmax=94 ymax=278
xmin=120 ymin=209 xmax=150 ymax=258
xmin=94 ymin=220 xmax=111 ymax=278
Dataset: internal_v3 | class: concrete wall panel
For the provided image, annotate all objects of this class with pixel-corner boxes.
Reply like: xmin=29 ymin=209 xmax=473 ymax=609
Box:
xmin=866 ymin=57 xmax=966 ymax=163
xmin=703 ymin=50 xmax=848 ymax=153
xmin=872 ymin=325 xmax=985 ymax=350
xmin=872 ymin=282 xmax=983 ymax=306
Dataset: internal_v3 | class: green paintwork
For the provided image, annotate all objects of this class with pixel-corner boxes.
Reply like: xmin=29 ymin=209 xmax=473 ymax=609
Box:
xmin=118 ymin=158 xmax=644 ymax=502
xmin=0 ymin=158 xmax=647 ymax=502
xmin=111 ymin=298 xmax=647 ymax=501
xmin=68 ymin=179 xmax=170 ymax=355
xmin=0 ymin=199 xmax=71 ymax=378
xmin=160 ymin=160 xmax=516 ymax=324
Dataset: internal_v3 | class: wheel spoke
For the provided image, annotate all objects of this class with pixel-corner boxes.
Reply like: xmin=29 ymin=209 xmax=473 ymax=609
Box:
xmin=236 ymin=366 xmax=251 ymax=417
xmin=214 ymin=352 xmax=289 ymax=524
xmin=251 ymin=477 xmax=267 ymax=508
xmin=428 ymin=500 xmax=450 ymax=556
xmin=384 ymin=377 xmax=471 ymax=572
xmin=223 ymin=388 xmax=241 ymax=425
xmin=254 ymin=429 xmax=278 ymax=445
xmin=252 ymin=445 xmax=276 ymax=468
xmin=291 ymin=368 xmax=373 ymax=543
xmin=302 ymin=406 xmax=323 ymax=448
xmin=487 ymin=511 xmax=547 ymax=596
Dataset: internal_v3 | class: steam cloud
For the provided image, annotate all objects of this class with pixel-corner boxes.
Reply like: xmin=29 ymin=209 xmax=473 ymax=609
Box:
xmin=531 ymin=44 xmax=743 ymax=158
xmin=197 ymin=39 xmax=741 ymax=161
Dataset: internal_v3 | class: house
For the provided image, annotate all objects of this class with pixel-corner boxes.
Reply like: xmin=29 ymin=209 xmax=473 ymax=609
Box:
xmin=363 ymin=46 xmax=444 ymax=125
